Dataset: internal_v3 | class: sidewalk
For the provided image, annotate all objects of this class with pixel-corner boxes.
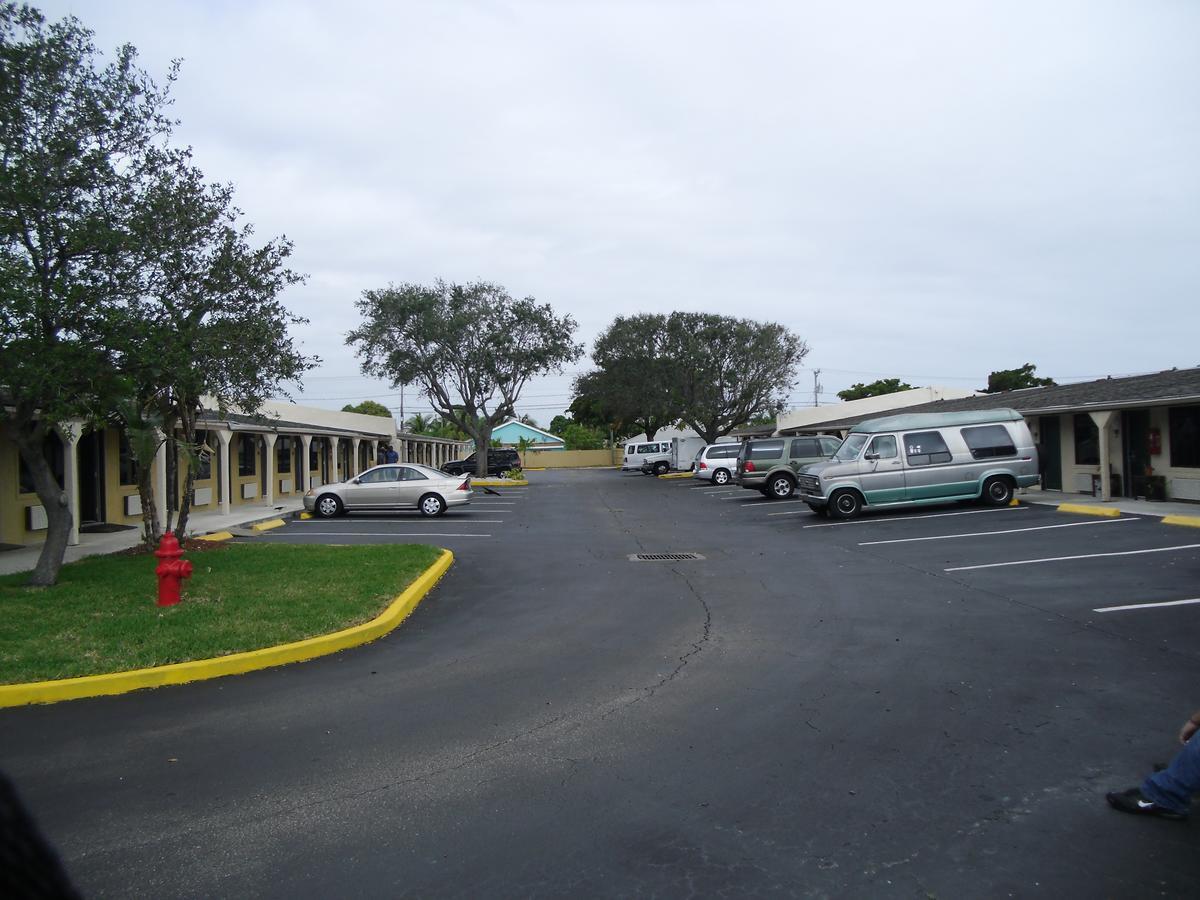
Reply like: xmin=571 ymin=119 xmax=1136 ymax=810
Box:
xmin=1020 ymin=488 xmax=1200 ymax=521
xmin=0 ymin=498 xmax=306 ymax=576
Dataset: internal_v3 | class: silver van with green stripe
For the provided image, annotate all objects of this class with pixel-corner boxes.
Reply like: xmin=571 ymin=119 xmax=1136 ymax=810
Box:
xmin=795 ymin=409 xmax=1039 ymax=519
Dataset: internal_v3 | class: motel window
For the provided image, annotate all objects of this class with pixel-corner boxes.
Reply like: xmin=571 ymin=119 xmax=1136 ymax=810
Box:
xmin=118 ymin=431 xmax=140 ymax=486
xmin=17 ymin=432 xmax=65 ymax=494
xmin=1073 ymin=415 xmax=1099 ymax=466
xmin=276 ymin=436 xmax=293 ymax=473
xmin=238 ymin=435 xmax=257 ymax=476
xmin=1169 ymin=406 xmax=1200 ymax=469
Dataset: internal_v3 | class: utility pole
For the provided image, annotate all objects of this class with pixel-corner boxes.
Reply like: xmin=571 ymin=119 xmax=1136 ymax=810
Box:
xmin=813 ymin=369 xmax=822 ymax=406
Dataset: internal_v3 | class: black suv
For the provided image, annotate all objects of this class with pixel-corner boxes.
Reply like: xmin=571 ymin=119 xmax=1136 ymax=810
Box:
xmin=442 ymin=448 xmax=521 ymax=476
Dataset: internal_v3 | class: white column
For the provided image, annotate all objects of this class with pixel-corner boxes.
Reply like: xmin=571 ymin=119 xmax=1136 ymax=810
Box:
xmin=154 ymin=429 xmax=168 ymax=528
xmin=1090 ymin=410 xmax=1117 ymax=501
xmin=352 ymin=437 xmax=361 ymax=476
xmin=370 ymin=439 xmax=378 ymax=467
xmin=217 ymin=430 xmax=233 ymax=515
xmin=300 ymin=434 xmax=312 ymax=490
xmin=58 ymin=422 xmax=83 ymax=546
xmin=264 ymin=433 xmax=277 ymax=505
xmin=327 ymin=438 xmax=337 ymax=483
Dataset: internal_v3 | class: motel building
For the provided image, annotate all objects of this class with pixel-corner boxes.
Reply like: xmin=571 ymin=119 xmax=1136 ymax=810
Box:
xmin=0 ymin=399 xmax=468 ymax=549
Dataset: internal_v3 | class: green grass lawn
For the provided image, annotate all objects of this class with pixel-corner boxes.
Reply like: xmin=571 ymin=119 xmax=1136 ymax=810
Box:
xmin=0 ymin=543 xmax=444 ymax=685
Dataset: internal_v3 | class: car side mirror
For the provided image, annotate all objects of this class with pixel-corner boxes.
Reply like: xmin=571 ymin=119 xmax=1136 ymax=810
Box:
xmin=864 ymin=452 xmax=879 ymax=461
xmin=351 ymin=477 xmax=361 ymax=484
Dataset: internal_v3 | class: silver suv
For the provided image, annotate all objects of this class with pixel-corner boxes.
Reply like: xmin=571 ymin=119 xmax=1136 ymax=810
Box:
xmin=735 ymin=435 xmax=842 ymax=498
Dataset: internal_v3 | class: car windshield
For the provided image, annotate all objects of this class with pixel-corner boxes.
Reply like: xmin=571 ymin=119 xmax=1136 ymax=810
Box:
xmin=832 ymin=433 xmax=868 ymax=462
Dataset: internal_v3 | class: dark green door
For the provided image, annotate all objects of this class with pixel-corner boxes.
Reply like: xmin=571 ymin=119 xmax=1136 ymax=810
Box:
xmin=1038 ymin=416 xmax=1062 ymax=490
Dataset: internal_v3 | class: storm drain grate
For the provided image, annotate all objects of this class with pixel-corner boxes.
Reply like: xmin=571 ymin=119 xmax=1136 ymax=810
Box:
xmin=629 ymin=552 xmax=705 ymax=562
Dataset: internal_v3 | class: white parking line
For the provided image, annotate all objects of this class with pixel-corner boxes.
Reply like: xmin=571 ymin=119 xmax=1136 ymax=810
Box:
xmin=945 ymin=543 xmax=1200 ymax=572
xmin=266 ymin=532 xmax=492 ymax=538
xmin=296 ymin=518 xmax=505 ymax=524
xmin=705 ymin=490 xmax=738 ymax=496
xmin=742 ymin=499 xmax=804 ymax=506
xmin=1094 ymin=598 xmax=1200 ymax=614
xmin=768 ymin=509 xmax=818 ymax=517
xmin=803 ymin=507 xmax=1029 ymax=528
xmin=859 ymin=517 xmax=1136 ymax=546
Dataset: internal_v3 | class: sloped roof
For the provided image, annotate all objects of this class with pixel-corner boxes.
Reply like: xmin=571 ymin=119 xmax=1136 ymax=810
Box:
xmin=492 ymin=418 xmax=564 ymax=443
xmin=799 ymin=367 xmax=1200 ymax=432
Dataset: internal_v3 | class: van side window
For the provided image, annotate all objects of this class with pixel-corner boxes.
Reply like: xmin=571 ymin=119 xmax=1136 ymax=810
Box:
xmin=961 ymin=425 xmax=1017 ymax=460
xmin=867 ymin=435 xmax=898 ymax=459
xmin=790 ymin=438 xmax=818 ymax=457
xmin=904 ymin=431 xmax=953 ymax=467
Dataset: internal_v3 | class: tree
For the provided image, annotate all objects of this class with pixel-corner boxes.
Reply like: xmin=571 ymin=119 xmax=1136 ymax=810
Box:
xmin=0 ymin=7 xmax=178 ymax=585
xmin=518 ymin=413 xmax=539 ymax=428
xmin=404 ymin=413 xmax=431 ymax=434
xmin=560 ymin=422 xmax=606 ymax=450
xmin=549 ymin=414 xmax=572 ymax=436
xmin=837 ymin=378 xmax=914 ymax=401
xmin=570 ymin=314 xmax=677 ymax=440
xmin=985 ymin=363 xmax=1056 ymax=393
xmin=515 ymin=435 xmax=536 ymax=467
xmin=116 ymin=160 xmax=311 ymax=544
xmin=661 ymin=313 xmax=808 ymax=444
xmin=347 ymin=280 xmax=582 ymax=477
xmin=342 ymin=400 xmax=392 ymax=418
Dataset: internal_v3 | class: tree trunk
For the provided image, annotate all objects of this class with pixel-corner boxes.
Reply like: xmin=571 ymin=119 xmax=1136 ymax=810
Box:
xmin=472 ymin=425 xmax=494 ymax=477
xmin=14 ymin=427 xmax=73 ymax=588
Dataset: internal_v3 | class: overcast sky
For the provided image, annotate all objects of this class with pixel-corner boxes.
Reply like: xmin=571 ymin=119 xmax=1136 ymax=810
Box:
xmin=42 ymin=0 xmax=1200 ymax=427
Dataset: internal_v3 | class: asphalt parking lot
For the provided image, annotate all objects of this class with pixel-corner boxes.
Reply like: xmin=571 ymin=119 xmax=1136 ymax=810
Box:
xmin=3 ymin=469 xmax=1198 ymax=897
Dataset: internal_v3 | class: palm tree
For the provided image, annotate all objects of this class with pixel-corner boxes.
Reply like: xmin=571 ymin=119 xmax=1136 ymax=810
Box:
xmin=405 ymin=413 xmax=430 ymax=434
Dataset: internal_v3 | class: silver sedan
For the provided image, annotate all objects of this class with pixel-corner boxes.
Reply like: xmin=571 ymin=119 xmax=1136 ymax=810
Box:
xmin=303 ymin=464 xmax=472 ymax=518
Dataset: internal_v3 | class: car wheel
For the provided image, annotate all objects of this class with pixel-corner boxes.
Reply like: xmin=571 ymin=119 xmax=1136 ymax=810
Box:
xmin=767 ymin=474 xmax=795 ymax=499
xmin=419 ymin=493 xmax=447 ymax=517
xmin=653 ymin=461 xmax=669 ymax=476
xmin=828 ymin=489 xmax=861 ymax=520
xmin=712 ymin=469 xmax=731 ymax=485
xmin=981 ymin=475 xmax=1014 ymax=507
xmin=316 ymin=494 xmax=343 ymax=518
xmin=806 ymin=503 xmax=823 ymax=514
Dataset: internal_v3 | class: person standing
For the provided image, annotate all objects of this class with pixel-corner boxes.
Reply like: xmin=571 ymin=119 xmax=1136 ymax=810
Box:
xmin=1107 ymin=709 xmax=1200 ymax=820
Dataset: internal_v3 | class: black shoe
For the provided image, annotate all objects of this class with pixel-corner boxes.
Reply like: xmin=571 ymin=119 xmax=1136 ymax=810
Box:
xmin=1106 ymin=787 xmax=1188 ymax=821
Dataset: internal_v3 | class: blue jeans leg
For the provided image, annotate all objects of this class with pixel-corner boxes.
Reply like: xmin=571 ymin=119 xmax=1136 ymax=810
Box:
xmin=1141 ymin=735 xmax=1200 ymax=814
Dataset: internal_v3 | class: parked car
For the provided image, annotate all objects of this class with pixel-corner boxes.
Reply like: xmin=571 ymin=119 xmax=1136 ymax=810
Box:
xmin=735 ymin=435 xmax=843 ymax=498
xmin=692 ymin=442 xmax=742 ymax=484
xmin=795 ymin=408 xmax=1039 ymax=519
xmin=442 ymin=448 xmax=521 ymax=476
xmin=304 ymin=463 xmax=472 ymax=518
xmin=622 ymin=440 xmax=672 ymax=472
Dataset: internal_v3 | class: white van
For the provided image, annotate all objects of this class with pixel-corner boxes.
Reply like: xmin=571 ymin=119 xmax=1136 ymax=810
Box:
xmin=796 ymin=409 xmax=1039 ymax=519
xmin=692 ymin=442 xmax=743 ymax=484
xmin=622 ymin=440 xmax=672 ymax=472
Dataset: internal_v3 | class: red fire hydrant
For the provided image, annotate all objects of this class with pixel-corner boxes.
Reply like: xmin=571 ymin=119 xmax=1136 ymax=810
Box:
xmin=155 ymin=533 xmax=193 ymax=607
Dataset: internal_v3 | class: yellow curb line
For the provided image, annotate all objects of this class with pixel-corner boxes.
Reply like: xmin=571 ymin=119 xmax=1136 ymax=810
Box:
xmin=1163 ymin=514 xmax=1200 ymax=529
xmin=299 ymin=512 xmax=313 ymax=520
xmin=0 ymin=548 xmax=454 ymax=708
xmin=1057 ymin=503 xmax=1121 ymax=518
xmin=522 ymin=467 xmax=547 ymax=471
xmin=251 ymin=518 xmax=286 ymax=532
xmin=196 ymin=531 xmax=234 ymax=542
xmin=660 ymin=472 xmax=694 ymax=479
xmin=1009 ymin=498 xmax=1020 ymax=507
xmin=471 ymin=479 xmax=529 ymax=487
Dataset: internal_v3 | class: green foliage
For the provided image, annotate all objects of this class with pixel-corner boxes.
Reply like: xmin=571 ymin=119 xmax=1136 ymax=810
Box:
xmin=549 ymin=415 xmax=572 ymax=435
xmin=985 ymin=363 xmax=1056 ymax=393
xmin=560 ymin=422 xmax=606 ymax=450
xmin=515 ymin=435 xmax=536 ymax=466
xmin=570 ymin=314 xmax=676 ymax=439
xmin=342 ymin=400 xmax=393 ymax=418
xmin=837 ymin=378 xmax=914 ymax=401
xmin=518 ymin=414 xmax=539 ymax=428
xmin=347 ymin=279 xmax=582 ymax=476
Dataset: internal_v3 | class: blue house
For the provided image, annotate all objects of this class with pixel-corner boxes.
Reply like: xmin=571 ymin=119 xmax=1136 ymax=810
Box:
xmin=490 ymin=418 xmax=565 ymax=451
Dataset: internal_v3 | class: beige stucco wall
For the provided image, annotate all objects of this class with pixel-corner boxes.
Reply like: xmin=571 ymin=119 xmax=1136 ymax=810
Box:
xmin=522 ymin=448 xmax=620 ymax=468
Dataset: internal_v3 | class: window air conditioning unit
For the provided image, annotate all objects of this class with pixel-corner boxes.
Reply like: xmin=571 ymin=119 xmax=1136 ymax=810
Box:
xmin=124 ymin=494 xmax=142 ymax=516
xmin=242 ymin=483 xmax=258 ymax=500
xmin=25 ymin=505 xmax=48 ymax=531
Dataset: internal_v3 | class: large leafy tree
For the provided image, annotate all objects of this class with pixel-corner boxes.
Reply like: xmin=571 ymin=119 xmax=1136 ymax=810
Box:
xmin=346 ymin=280 xmax=582 ymax=476
xmin=116 ymin=161 xmax=311 ymax=544
xmin=569 ymin=314 xmax=677 ymax=440
xmin=837 ymin=378 xmax=914 ymax=401
xmin=0 ymin=6 xmax=178 ymax=585
xmin=661 ymin=313 xmax=807 ymax=443
xmin=985 ymin=363 xmax=1056 ymax=393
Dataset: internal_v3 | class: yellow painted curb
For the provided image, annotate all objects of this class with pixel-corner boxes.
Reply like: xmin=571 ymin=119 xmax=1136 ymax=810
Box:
xmin=1009 ymin=498 xmax=1020 ymax=507
xmin=660 ymin=472 xmax=694 ymax=479
xmin=1163 ymin=515 xmax=1200 ymax=529
xmin=196 ymin=531 xmax=233 ymax=542
xmin=0 ymin=549 xmax=454 ymax=708
xmin=471 ymin=478 xmax=529 ymax=487
xmin=299 ymin=512 xmax=313 ymax=520
xmin=523 ymin=467 xmax=547 ymax=471
xmin=251 ymin=518 xmax=286 ymax=532
xmin=1057 ymin=503 xmax=1121 ymax=518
